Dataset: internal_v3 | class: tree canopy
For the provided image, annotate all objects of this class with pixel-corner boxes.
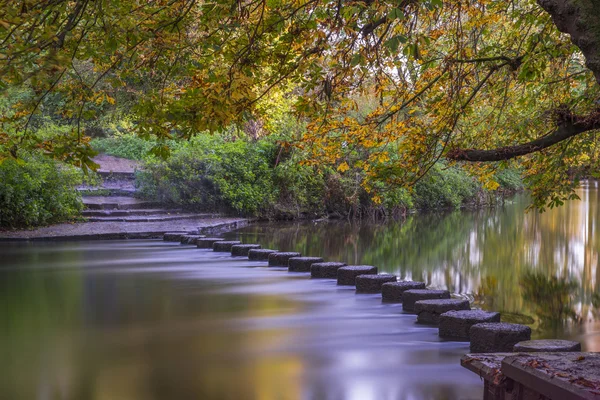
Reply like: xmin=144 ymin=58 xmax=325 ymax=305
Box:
xmin=1 ymin=0 xmax=600 ymax=209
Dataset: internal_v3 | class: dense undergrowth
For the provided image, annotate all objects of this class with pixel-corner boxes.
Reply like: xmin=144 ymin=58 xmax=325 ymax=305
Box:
xmin=93 ymin=133 xmax=523 ymax=219
xmin=0 ymin=153 xmax=85 ymax=228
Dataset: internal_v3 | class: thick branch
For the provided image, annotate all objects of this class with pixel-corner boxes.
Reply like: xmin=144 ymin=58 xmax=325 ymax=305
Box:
xmin=446 ymin=114 xmax=600 ymax=161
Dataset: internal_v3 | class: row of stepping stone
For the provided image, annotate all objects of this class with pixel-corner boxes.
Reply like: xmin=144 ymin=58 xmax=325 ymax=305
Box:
xmin=165 ymin=232 xmax=582 ymax=354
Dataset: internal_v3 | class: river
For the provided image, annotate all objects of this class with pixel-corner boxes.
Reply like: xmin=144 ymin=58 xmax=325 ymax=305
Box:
xmin=1 ymin=184 xmax=599 ymax=399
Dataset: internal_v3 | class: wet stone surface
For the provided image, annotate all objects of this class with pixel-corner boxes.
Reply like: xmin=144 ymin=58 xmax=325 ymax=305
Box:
xmin=213 ymin=241 xmax=242 ymax=252
xmin=230 ymin=244 xmax=261 ymax=257
xmin=513 ymin=339 xmax=582 ymax=352
xmin=196 ymin=238 xmax=225 ymax=248
xmin=337 ymin=265 xmax=378 ymax=286
xmin=355 ymin=274 xmax=397 ymax=293
xmin=163 ymin=232 xmax=188 ymax=242
xmin=415 ymin=299 xmax=471 ymax=325
xmin=381 ymin=281 xmax=427 ymax=302
xmin=310 ymin=262 xmax=347 ymax=279
xmin=402 ymin=289 xmax=451 ymax=312
xmin=470 ymin=323 xmax=532 ymax=353
xmin=439 ymin=310 xmax=501 ymax=341
xmin=268 ymin=252 xmax=301 ymax=267
xmin=288 ymin=257 xmax=324 ymax=273
xmin=248 ymin=249 xmax=278 ymax=261
xmin=181 ymin=235 xmax=205 ymax=245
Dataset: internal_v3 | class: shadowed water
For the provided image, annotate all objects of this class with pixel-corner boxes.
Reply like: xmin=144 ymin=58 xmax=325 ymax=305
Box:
xmin=0 ymin=241 xmax=482 ymax=400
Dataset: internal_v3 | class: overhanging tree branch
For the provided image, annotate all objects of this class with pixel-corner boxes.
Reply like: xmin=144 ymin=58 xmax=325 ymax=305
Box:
xmin=446 ymin=110 xmax=600 ymax=161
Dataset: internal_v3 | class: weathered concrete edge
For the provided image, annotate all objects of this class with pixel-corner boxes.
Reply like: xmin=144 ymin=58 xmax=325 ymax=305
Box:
xmin=0 ymin=219 xmax=249 ymax=242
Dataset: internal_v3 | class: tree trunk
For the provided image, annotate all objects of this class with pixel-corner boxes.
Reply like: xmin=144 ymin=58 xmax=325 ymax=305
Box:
xmin=537 ymin=0 xmax=600 ymax=84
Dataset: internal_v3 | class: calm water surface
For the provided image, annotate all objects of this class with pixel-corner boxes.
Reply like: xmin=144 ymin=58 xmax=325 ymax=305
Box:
xmin=1 ymin=184 xmax=599 ymax=400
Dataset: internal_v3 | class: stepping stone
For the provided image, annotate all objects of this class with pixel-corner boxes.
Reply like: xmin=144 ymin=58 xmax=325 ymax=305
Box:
xmin=231 ymin=244 xmax=261 ymax=256
xmin=337 ymin=265 xmax=378 ymax=286
xmin=414 ymin=299 xmax=471 ymax=325
xmin=213 ymin=241 xmax=242 ymax=252
xmin=439 ymin=310 xmax=501 ymax=341
xmin=381 ymin=281 xmax=426 ymax=302
xmin=197 ymin=238 xmax=225 ymax=248
xmin=355 ymin=274 xmax=397 ymax=293
xmin=248 ymin=249 xmax=277 ymax=261
xmin=181 ymin=235 xmax=205 ymax=245
xmin=288 ymin=257 xmax=324 ymax=272
xmin=402 ymin=289 xmax=451 ymax=312
xmin=311 ymin=262 xmax=347 ymax=279
xmin=268 ymin=252 xmax=301 ymax=267
xmin=513 ymin=339 xmax=581 ymax=352
xmin=470 ymin=322 xmax=531 ymax=353
xmin=163 ymin=232 xmax=188 ymax=241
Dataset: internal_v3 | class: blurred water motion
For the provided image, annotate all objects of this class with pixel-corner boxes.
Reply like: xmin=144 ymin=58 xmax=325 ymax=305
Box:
xmin=1 ymin=183 xmax=600 ymax=399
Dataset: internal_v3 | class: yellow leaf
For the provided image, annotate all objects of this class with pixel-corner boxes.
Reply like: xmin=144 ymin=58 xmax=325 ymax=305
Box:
xmin=337 ymin=162 xmax=349 ymax=172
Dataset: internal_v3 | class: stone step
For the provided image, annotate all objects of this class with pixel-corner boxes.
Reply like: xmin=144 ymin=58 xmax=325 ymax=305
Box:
xmin=439 ymin=310 xmax=501 ymax=341
xmin=84 ymin=213 xmax=211 ymax=222
xmin=337 ymin=265 xmax=378 ymax=286
xmin=213 ymin=241 xmax=241 ymax=252
xmin=97 ymin=170 xmax=136 ymax=180
xmin=83 ymin=196 xmax=159 ymax=210
xmin=414 ymin=299 xmax=471 ymax=325
xmin=82 ymin=209 xmax=183 ymax=217
xmin=355 ymin=274 xmax=397 ymax=293
xmin=381 ymin=281 xmax=426 ymax=302
xmin=513 ymin=339 xmax=581 ymax=352
xmin=268 ymin=252 xmax=301 ymax=267
xmin=310 ymin=262 xmax=347 ymax=279
xmin=78 ymin=187 xmax=137 ymax=197
xmin=248 ymin=249 xmax=277 ymax=261
xmin=402 ymin=289 xmax=451 ymax=312
xmin=288 ymin=257 xmax=325 ymax=272
xmin=470 ymin=323 xmax=532 ymax=353
xmin=231 ymin=244 xmax=261 ymax=256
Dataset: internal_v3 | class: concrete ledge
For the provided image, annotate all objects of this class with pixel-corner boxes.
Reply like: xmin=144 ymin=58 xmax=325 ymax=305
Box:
xmin=0 ymin=218 xmax=249 ymax=241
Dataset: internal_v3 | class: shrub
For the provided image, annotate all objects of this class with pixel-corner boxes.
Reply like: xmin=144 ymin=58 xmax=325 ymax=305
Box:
xmin=414 ymin=164 xmax=479 ymax=209
xmin=138 ymin=136 xmax=277 ymax=215
xmin=0 ymin=154 xmax=83 ymax=228
xmin=91 ymin=133 xmax=155 ymax=160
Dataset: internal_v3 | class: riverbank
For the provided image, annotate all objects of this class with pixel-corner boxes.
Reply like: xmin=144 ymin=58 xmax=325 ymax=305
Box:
xmin=0 ymin=218 xmax=248 ymax=241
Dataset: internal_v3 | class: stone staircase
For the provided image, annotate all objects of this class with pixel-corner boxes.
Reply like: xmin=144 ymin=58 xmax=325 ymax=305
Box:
xmin=0 ymin=154 xmax=248 ymax=240
xmin=80 ymin=155 xmax=215 ymax=223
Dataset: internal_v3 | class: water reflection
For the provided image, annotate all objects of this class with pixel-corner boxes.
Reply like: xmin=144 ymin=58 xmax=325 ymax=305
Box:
xmin=234 ymin=183 xmax=600 ymax=349
xmin=0 ymin=241 xmax=483 ymax=400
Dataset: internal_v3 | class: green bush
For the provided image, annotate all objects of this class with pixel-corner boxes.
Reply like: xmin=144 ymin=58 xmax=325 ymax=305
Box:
xmin=414 ymin=164 xmax=479 ymax=209
xmin=91 ymin=133 xmax=156 ymax=160
xmin=139 ymin=136 xmax=277 ymax=215
xmin=0 ymin=154 xmax=84 ymax=228
xmin=495 ymin=168 xmax=524 ymax=191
